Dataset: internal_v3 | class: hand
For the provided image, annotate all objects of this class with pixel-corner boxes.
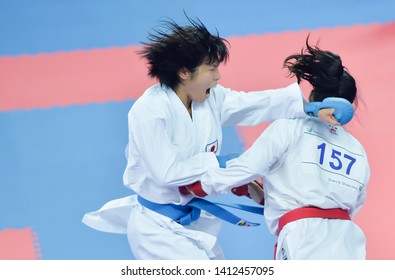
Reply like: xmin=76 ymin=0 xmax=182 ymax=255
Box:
xmin=317 ymin=108 xmax=340 ymax=126
xmin=216 ymin=153 xmax=240 ymax=168
xmin=179 ymin=181 xmax=208 ymax=197
xmin=231 ymin=178 xmax=264 ymax=205
xmin=305 ymin=97 xmax=354 ymax=125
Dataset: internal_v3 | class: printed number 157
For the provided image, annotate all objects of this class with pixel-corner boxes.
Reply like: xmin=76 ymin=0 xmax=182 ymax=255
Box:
xmin=317 ymin=143 xmax=356 ymax=175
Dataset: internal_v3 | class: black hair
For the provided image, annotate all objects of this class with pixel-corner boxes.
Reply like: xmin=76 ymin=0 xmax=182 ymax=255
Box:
xmin=283 ymin=36 xmax=357 ymax=106
xmin=138 ymin=15 xmax=229 ymax=89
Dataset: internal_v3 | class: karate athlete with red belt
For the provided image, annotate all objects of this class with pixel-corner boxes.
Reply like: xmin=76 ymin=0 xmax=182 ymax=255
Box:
xmin=182 ymin=40 xmax=370 ymax=260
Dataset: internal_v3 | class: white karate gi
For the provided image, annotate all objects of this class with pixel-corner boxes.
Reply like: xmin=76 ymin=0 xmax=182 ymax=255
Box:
xmin=201 ymin=117 xmax=370 ymax=259
xmin=82 ymin=82 xmax=306 ymax=259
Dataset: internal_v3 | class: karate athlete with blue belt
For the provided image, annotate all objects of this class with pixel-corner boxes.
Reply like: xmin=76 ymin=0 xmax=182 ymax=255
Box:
xmin=82 ymin=18 xmax=355 ymax=260
xmin=182 ymin=40 xmax=370 ymax=260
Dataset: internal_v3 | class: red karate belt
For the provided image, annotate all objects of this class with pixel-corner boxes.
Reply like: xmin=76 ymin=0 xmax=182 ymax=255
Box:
xmin=274 ymin=206 xmax=351 ymax=259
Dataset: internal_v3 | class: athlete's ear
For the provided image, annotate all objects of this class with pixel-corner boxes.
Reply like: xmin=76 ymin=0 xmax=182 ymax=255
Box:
xmin=178 ymin=67 xmax=191 ymax=81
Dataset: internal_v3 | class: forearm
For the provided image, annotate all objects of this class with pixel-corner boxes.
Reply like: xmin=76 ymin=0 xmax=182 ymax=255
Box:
xmin=131 ymin=119 xmax=220 ymax=187
xmin=220 ymin=82 xmax=305 ymax=126
xmin=200 ymin=163 xmax=259 ymax=196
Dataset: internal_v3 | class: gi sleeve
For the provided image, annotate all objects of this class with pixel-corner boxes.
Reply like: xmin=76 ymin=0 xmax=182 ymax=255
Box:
xmin=130 ymin=117 xmax=219 ymax=187
xmin=215 ymin=83 xmax=306 ymax=126
xmin=201 ymin=119 xmax=294 ymax=195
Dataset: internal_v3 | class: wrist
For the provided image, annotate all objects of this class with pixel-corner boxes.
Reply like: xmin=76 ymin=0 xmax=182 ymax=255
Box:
xmin=179 ymin=181 xmax=208 ymax=197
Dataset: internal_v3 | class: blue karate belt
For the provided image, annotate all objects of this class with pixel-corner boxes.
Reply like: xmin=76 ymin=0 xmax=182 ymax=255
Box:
xmin=137 ymin=196 xmax=264 ymax=227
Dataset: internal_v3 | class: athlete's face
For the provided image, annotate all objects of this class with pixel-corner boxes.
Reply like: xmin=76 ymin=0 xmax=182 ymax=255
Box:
xmin=184 ymin=61 xmax=221 ymax=104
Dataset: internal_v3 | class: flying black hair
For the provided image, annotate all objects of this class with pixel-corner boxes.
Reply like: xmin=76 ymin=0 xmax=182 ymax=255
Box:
xmin=284 ymin=36 xmax=357 ymax=106
xmin=138 ymin=14 xmax=229 ymax=89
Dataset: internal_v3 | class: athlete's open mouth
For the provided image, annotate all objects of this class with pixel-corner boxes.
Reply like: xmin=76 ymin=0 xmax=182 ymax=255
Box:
xmin=206 ymin=88 xmax=211 ymax=95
